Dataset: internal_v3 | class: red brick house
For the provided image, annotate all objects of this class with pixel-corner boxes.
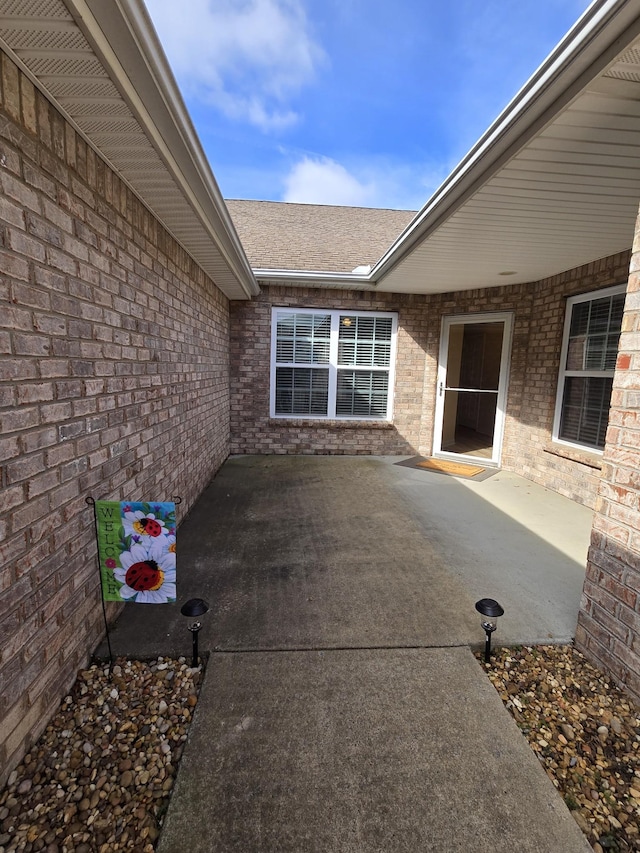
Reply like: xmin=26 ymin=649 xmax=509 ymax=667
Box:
xmin=1 ymin=0 xmax=640 ymax=782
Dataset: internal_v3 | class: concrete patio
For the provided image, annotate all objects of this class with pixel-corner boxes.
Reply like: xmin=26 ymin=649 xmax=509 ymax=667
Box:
xmin=102 ymin=455 xmax=593 ymax=659
xmin=100 ymin=455 xmax=593 ymax=852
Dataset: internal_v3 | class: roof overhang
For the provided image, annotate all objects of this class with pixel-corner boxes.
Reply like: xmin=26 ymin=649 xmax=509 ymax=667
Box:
xmin=0 ymin=0 xmax=259 ymax=300
xmin=371 ymin=0 xmax=640 ymax=293
xmin=252 ymin=0 xmax=640 ymax=296
xmin=373 ymin=0 xmax=640 ymax=294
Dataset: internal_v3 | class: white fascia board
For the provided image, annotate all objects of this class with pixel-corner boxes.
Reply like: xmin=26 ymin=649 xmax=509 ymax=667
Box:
xmin=64 ymin=0 xmax=259 ymax=299
xmin=254 ymin=269 xmax=376 ymax=289
xmin=372 ymin=0 xmax=640 ymax=285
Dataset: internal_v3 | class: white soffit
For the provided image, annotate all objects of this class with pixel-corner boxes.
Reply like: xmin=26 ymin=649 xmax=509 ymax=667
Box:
xmin=376 ymin=0 xmax=640 ymax=295
xmin=0 ymin=0 xmax=258 ymax=300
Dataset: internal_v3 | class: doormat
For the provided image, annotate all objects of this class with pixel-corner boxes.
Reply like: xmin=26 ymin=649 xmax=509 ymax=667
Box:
xmin=416 ymin=458 xmax=486 ymax=478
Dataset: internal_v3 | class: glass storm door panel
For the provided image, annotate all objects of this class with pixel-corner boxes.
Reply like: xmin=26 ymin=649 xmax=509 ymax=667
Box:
xmin=433 ymin=314 xmax=513 ymax=466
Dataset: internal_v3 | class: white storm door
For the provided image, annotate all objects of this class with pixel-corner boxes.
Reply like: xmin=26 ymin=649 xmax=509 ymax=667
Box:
xmin=433 ymin=313 xmax=513 ymax=466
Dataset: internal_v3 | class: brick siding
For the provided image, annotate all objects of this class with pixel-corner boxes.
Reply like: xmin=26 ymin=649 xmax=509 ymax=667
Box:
xmin=576 ymin=205 xmax=640 ymax=702
xmin=230 ymin=255 xmax=629 ymax=511
xmin=0 ymin=54 xmax=230 ymax=784
xmin=230 ymin=288 xmax=426 ymax=455
xmin=505 ymin=252 xmax=630 ymax=505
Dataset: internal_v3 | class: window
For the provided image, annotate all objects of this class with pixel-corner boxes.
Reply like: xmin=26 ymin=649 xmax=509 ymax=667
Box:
xmin=553 ymin=285 xmax=625 ymax=451
xmin=270 ymin=308 xmax=398 ymax=420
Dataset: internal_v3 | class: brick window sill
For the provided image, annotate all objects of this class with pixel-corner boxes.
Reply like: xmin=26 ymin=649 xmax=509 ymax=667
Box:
xmin=268 ymin=418 xmax=395 ymax=430
xmin=544 ymin=442 xmax=603 ymax=470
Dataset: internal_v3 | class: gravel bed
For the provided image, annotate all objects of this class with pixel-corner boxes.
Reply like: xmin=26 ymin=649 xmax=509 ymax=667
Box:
xmin=5 ymin=644 xmax=637 ymax=852
xmin=478 ymin=644 xmax=640 ymax=852
xmin=0 ymin=657 xmax=202 ymax=853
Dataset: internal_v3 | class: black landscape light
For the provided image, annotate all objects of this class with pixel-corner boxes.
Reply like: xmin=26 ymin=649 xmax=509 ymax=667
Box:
xmin=475 ymin=598 xmax=504 ymax=664
xmin=180 ymin=598 xmax=209 ymax=667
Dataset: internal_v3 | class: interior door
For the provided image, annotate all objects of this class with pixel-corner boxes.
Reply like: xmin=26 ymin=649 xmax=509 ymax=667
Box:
xmin=433 ymin=313 xmax=513 ymax=466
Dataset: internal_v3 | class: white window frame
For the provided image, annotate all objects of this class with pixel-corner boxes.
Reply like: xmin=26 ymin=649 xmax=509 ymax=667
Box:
xmin=270 ymin=307 xmax=398 ymax=421
xmin=553 ymin=283 xmax=626 ymax=453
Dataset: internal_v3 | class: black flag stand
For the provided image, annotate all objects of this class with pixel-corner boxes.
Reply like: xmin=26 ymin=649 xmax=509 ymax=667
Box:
xmin=86 ymin=496 xmax=114 ymax=671
xmin=86 ymin=496 xmax=182 ymax=675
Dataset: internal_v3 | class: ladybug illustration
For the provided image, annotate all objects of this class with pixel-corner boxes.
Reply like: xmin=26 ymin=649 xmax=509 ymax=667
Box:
xmin=138 ymin=517 xmax=163 ymax=537
xmin=125 ymin=560 xmax=163 ymax=592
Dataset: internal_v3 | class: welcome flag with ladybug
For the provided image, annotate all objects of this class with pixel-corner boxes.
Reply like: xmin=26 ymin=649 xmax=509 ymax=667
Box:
xmin=96 ymin=501 xmax=177 ymax=603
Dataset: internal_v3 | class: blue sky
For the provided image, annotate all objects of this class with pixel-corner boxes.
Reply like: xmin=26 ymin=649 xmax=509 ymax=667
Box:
xmin=144 ymin=0 xmax=592 ymax=210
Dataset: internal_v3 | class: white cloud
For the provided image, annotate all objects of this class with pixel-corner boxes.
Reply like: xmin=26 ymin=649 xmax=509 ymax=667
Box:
xmin=282 ymin=155 xmax=451 ymax=210
xmin=144 ymin=0 xmax=325 ymax=131
xmin=283 ymin=157 xmax=375 ymax=206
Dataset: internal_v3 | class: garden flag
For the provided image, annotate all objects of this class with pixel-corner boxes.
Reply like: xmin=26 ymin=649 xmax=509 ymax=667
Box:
xmin=96 ymin=501 xmax=176 ymax=603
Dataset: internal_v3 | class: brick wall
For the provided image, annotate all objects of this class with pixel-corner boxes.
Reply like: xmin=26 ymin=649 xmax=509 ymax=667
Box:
xmin=505 ymin=252 xmax=630 ymax=506
xmin=230 ymin=287 xmax=427 ymax=455
xmin=230 ymin=259 xmax=628 ymax=511
xmin=0 ymin=54 xmax=231 ymax=783
xmin=576 ymin=206 xmax=640 ymax=701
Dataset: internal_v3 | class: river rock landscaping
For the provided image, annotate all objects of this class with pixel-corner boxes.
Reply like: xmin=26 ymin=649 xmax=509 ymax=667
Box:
xmin=0 ymin=657 xmax=201 ymax=853
xmin=479 ymin=644 xmax=640 ymax=852
xmin=3 ymin=644 xmax=640 ymax=851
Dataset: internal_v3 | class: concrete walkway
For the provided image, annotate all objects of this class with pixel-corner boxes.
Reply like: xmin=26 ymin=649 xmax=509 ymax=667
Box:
xmin=101 ymin=456 xmax=593 ymax=852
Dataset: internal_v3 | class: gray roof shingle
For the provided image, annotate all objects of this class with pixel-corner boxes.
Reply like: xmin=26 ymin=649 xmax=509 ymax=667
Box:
xmin=225 ymin=200 xmax=416 ymax=273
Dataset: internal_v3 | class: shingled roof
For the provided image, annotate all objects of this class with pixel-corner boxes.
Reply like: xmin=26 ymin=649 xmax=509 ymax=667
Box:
xmin=225 ymin=200 xmax=416 ymax=273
